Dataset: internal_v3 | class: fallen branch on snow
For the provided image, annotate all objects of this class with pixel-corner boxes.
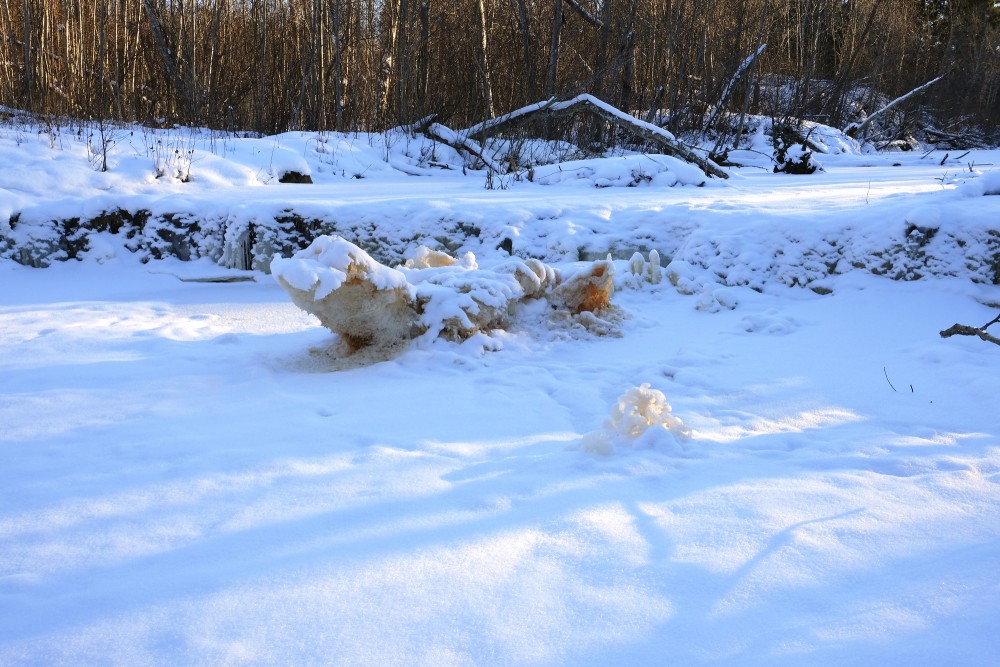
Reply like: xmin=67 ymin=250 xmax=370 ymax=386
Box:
xmin=940 ymin=313 xmax=1000 ymax=346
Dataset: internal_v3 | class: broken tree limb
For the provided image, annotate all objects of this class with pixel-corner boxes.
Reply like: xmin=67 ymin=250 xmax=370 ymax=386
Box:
xmin=423 ymin=122 xmax=504 ymax=174
xmin=704 ymin=43 xmax=767 ymax=136
xmin=564 ymin=0 xmax=604 ymax=28
xmin=463 ymin=94 xmax=728 ymax=179
xmin=405 ymin=114 xmax=439 ymax=134
xmin=940 ymin=313 xmax=1000 ymax=346
xmin=463 ymin=98 xmax=557 ymax=141
xmin=940 ymin=324 xmax=1000 ymax=346
xmin=845 ymin=75 xmax=946 ymax=140
xmin=551 ymin=95 xmax=729 ymax=179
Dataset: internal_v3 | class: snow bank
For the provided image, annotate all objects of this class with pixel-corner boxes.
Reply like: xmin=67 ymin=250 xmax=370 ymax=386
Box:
xmin=1 ymin=119 xmax=998 ymax=293
xmin=960 ymin=169 xmax=1000 ymax=197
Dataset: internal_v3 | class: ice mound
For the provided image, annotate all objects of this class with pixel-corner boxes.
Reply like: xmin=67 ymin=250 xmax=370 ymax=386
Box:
xmin=626 ymin=250 xmax=663 ymax=288
xmin=960 ymin=170 xmax=1000 ymax=197
xmin=271 ymin=236 xmax=417 ymax=351
xmin=272 ymin=236 xmax=622 ymax=357
xmin=580 ymin=383 xmax=691 ymax=455
xmin=552 ymin=257 xmax=615 ymax=313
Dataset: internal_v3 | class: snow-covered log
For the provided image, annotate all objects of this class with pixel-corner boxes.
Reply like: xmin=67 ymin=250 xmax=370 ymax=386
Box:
xmin=550 ymin=95 xmax=729 ymax=179
xmin=462 ymin=98 xmax=557 ymax=141
xmin=461 ymin=94 xmax=729 ymax=179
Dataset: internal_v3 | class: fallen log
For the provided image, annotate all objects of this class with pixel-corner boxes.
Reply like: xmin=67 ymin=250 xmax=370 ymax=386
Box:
xmin=462 ymin=94 xmax=728 ymax=179
xmin=845 ymin=75 xmax=945 ymax=140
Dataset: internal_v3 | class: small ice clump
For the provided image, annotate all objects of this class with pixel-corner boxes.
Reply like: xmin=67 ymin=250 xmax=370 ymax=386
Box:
xmin=580 ymin=383 xmax=691 ymax=455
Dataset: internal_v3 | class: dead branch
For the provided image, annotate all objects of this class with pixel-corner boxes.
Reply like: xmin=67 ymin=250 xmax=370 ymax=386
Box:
xmin=422 ymin=122 xmax=504 ymax=174
xmin=940 ymin=314 xmax=1000 ymax=346
xmin=883 ymin=367 xmax=897 ymax=392
xmin=704 ymin=43 xmax=767 ymax=137
xmin=845 ymin=75 xmax=945 ymax=140
xmin=463 ymin=98 xmax=557 ymax=141
xmin=563 ymin=0 xmax=604 ymax=28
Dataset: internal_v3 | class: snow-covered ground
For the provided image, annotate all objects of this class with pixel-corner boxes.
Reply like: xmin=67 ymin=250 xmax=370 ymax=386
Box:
xmin=1 ymin=120 xmax=999 ymax=665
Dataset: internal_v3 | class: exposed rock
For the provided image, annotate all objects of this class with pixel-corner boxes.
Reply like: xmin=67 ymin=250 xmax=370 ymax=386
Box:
xmin=278 ymin=170 xmax=313 ymax=184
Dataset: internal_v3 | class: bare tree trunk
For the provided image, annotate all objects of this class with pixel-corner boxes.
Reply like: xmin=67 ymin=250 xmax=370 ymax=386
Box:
xmin=618 ymin=0 xmax=639 ymax=113
xmin=142 ymin=0 xmax=189 ymax=120
xmin=593 ymin=0 xmax=613 ymax=100
xmin=732 ymin=0 xmax=770 ymax=148
xmin=331 ymin=0 xmax=346 ymax=130
xmin=513 ymin=0 xmax=535 ymax=102
xmin=95 ymin=0 xmax=110 ymax=171
xmin=208 ymin=0 xmax=226 ymax=124
xmin=396 ymin=0 xmax=409 ymax=122
xmin=313 ymin=0 xmax=326 ymax=129
xmin=21 ymin=0 xmax=33 ymax=109
xmin=379 ymin=0 xmax=399 ymax=123
xmin=825 ymin=0 xmax=881 ymax=127
xmin=255 ymin=0 xmax=269 ymax=132
xmin=545 ymin=0 xmax=562 ymax=97
xmin=0 ymin=1 xmax=15 ymax=105
xmin=417 ymin=0 xmax=429 ymax=118
xmin=475 ymin=0 xmax=493 ymax=117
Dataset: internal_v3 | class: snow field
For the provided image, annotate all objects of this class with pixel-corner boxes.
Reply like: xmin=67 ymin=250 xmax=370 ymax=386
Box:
xmin=1 ymin=119 xmax=999 ymax=665
xmin=2 ymin=250 xmax=999 ymax=665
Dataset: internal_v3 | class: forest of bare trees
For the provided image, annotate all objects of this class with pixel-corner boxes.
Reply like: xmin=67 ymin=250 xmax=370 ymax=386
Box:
xmin=1 ymin=0 xmax=998 ymax=140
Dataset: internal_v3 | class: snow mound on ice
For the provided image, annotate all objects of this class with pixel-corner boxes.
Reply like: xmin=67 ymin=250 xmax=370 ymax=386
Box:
xmin=531 ymin=155 xmax=709 ymax=188
xmin=271 ymin=237 xmax=418 ymax=351
xmin=960 ymin=170 xmax=1000 ymax=197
